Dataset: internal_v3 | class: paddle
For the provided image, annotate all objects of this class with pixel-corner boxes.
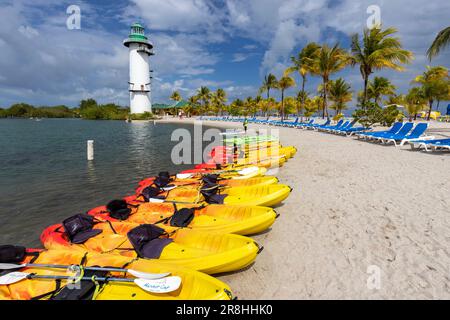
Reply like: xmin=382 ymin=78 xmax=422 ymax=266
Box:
xmin=0 ymin=263 xmax=170 ymax=280
xmin=148 ymin=198 xmax=198 ymax=204
xmin=176 ymin=166 xmax=259 ymax=178
xmin=0 ymin=272 xmax=181 ymax=294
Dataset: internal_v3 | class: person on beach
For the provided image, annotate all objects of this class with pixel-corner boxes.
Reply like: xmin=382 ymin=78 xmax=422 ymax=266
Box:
xmin=243 ymin=118 xmax=248 ymax=133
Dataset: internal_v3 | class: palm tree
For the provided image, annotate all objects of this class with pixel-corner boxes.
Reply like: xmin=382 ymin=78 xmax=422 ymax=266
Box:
xmin=296 ymin=90 xmax=309 ymax=118
xmin=211 ymin=88 xmax=227 ymax=115
xmin=413 ymin=66 xmax=449 ymax=120
xmin=304 ymin=96 xmax=320 ymax=118
xmin=259 ymin=74 xmax=278 ymax=100
xmin=228 ymin=99 xmax=244 ymax=116
xmin=241 ymin=97 xmax=254 ymax=117
xmin=170 ymin=91 xmax=181 ymax=102
xmin=427 ymin=26 xmax=450 ymax=60
xmin=277 ymin=76 xmax=296 ymax=120
xmin=254 ymin=95 xmax=263 ymax=117
xmin=284 ymin=43 xmax=320 ymax=113
xmin=311 ymin=44 xmax=350 ymax=118
xmin=405 ymin=88 xmax=425 ymax=121
xmin=260 ymin=97 xmax=275 ymax=118
xmin=351 ymin=27 xmax=413 ymax=105
xmin=196 ymin=86 xmax=211 ymax=114
xmin=328 ymin=78 xmax=352 ymax=116
xmin=367 ymin=76 xmax=396 ymax=105
xmin=185 ymin=96 xmax=199 ymax=117
xmin=169 ymin=91 xmax=182 ymax=116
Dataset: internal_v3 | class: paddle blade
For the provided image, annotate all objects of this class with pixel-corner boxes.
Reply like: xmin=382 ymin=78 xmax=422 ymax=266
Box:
xmin=149 ymin=198 xmax=165 ymax=203
xmin=134 ymin=276 xmax=181 ymax=293
xmin=0 ymin=272 xmax=29 ymax=285
xmin=0 ymin=263 xmax=26 ymax=270
xmin=161 ymin=185 xmax=177 ymax=191
xmin=238 ymin=166 xmax=258 ymax=175
xmin=176 ymin=173 xmax=193 ymax=179
xmin=127 ymin=270 xmax=171 ymax=280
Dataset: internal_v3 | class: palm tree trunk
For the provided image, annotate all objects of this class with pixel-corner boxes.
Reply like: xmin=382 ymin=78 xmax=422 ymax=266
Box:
xmin=300 ymin=74 xmax=306 ymax=121
xmin=281 ymin=89 xmax=284 ymax=120
xmin=363 ymin=75 xmax=369 ymax=108
xmin=322 ymin=77 xmax=328 ymax=119
xmin=427 ymin=99 xmax=433 ymax=121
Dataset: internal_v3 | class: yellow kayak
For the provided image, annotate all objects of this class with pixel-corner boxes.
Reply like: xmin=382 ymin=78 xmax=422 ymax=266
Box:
xmin=180 ymin=165 xmax=267 ymax=179
xmin=89 ymin=202 xmax=278 ymax=235
xmin=41 ymin=221 xmax=261 ymax=274
xmin=132 ymin=184 xmax=292 ymax=207
xmin=0 ymin=248 xmax=233 ymax=300
xmin=137 ymin=175 xmax=279 ymax=191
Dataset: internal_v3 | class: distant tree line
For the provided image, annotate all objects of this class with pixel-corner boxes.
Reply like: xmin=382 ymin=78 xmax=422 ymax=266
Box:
xmin=0 ymin=99 xmax=155 ymax=120
xmin=0 ymin=103 xmax=76 ymax=118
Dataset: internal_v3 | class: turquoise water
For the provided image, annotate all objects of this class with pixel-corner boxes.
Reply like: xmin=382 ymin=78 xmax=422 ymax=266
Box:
xmin=0 ymin=119 xmax=219 ymax=246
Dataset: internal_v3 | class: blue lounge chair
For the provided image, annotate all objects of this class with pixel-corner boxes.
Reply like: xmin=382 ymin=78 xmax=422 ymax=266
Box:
xmin=357 ymin=122 xmax=403 ymax=140
xmin=372 ymin=122 xmax=414 ymax=141
xmin=317 ymin=119 xmax=344 ymax=131
xmin=406 ymin=137 xmax=449 ymax=151
xmin=425 ymin=140 xmax=450 ymax=151
xmin=283 ymin=117 xmax=299 ymax=127
xmin=341 ymin=126 xmax=371 ymax=136
xmin=380 ymin=123 xmax=430 ymax=147
xmin=296 ymin=119 xmax=314 ymax=128
xmin=328 ymin=121 xmax=355 ymax=134
xmin=306 ymin=119 xmax=331 ymax=130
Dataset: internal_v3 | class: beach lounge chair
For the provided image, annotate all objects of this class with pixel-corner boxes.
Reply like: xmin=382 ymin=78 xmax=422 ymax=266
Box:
xmin=380 ymin=123 xmax=431 ymax=147
xmin=356 ymin=122 xmax=403 ymax=140
xmin=282 ymin=117 xmax=299 ymax=127
xmin=342 ymin=126 xmax=372 ymax=136
xmin=295 ymin=119 xmax=314 ymax=128
xmin=305 ymin=119 xmax=331 ymax=130
xmin=372 ymin=122 xmax=414 ymax=142
xmin=285 ymin=117 xmax=300 ymax=127
xmin=317 ymin=119 xmax=344 ymax=132
xmin=408 ymin=138 xmax=450 ymax=151
xmin=328 ymin=120 xmax=355 ymax=134
xmin=426 ymin=140 xmax=450 ymax=151
xmin=312 ymin=119 xmax=332 ymax=129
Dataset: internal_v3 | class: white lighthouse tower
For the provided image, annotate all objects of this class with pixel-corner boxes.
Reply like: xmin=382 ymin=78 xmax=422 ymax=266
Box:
xmin=123 ymin=23 xmax=154 ymax=114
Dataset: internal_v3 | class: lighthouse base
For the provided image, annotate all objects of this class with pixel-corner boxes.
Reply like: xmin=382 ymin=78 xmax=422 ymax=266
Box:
xmin=130 ymin=92 xmax=152 ymax=114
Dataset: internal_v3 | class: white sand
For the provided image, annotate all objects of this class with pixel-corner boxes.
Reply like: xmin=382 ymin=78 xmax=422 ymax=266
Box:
xmin=159 ymin=118 xmax=450 ymax=299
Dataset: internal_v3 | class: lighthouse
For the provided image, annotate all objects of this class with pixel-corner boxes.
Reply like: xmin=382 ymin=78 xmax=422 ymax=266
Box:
xmin=123 ymin=23 xmax=154 ymax=114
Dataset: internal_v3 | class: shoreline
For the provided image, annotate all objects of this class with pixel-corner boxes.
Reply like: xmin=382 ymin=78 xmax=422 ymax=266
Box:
xmin=161 ymin=118 xmax=449 ymax=299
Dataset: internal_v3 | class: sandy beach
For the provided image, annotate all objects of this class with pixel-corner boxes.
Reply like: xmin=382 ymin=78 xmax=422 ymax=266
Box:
xmin=159 ymin=118 xmax=450 ymax=299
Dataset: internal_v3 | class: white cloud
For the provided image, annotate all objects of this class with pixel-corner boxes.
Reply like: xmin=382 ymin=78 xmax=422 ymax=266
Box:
xmin=232 ymin=53 xmax=250 ymax=62
xmin=18 ymin=25 xmax=39 ymax=38
xmin=126 ymin=0 xmax=223 ymax=34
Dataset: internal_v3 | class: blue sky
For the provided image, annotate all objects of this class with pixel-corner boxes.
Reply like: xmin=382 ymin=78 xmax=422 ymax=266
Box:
xmin=0 ymin=0 xmax=449 ymax=111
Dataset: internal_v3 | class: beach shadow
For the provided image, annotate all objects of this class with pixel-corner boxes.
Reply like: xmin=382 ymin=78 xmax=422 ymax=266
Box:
xmin=214 ymin=262 xmax=256 ymax=277
xmin=248 ymin=227 xmax=273 ymax=237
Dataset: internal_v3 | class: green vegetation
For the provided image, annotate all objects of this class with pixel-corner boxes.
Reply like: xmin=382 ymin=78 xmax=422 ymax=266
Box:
xmin=427 ymin=26 xmax=450 ymax=60
xmin=0 ymin=103 xmax=76 ymax=118
xmin=412 ymin=66 xmax=449 ymax=120
xmin=0 ymin=99 xmax=150 ymax=120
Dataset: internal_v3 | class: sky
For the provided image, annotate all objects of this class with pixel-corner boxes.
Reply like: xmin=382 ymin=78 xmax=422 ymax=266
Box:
xmin=0 ymin=0 xmax=448 ymax=111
